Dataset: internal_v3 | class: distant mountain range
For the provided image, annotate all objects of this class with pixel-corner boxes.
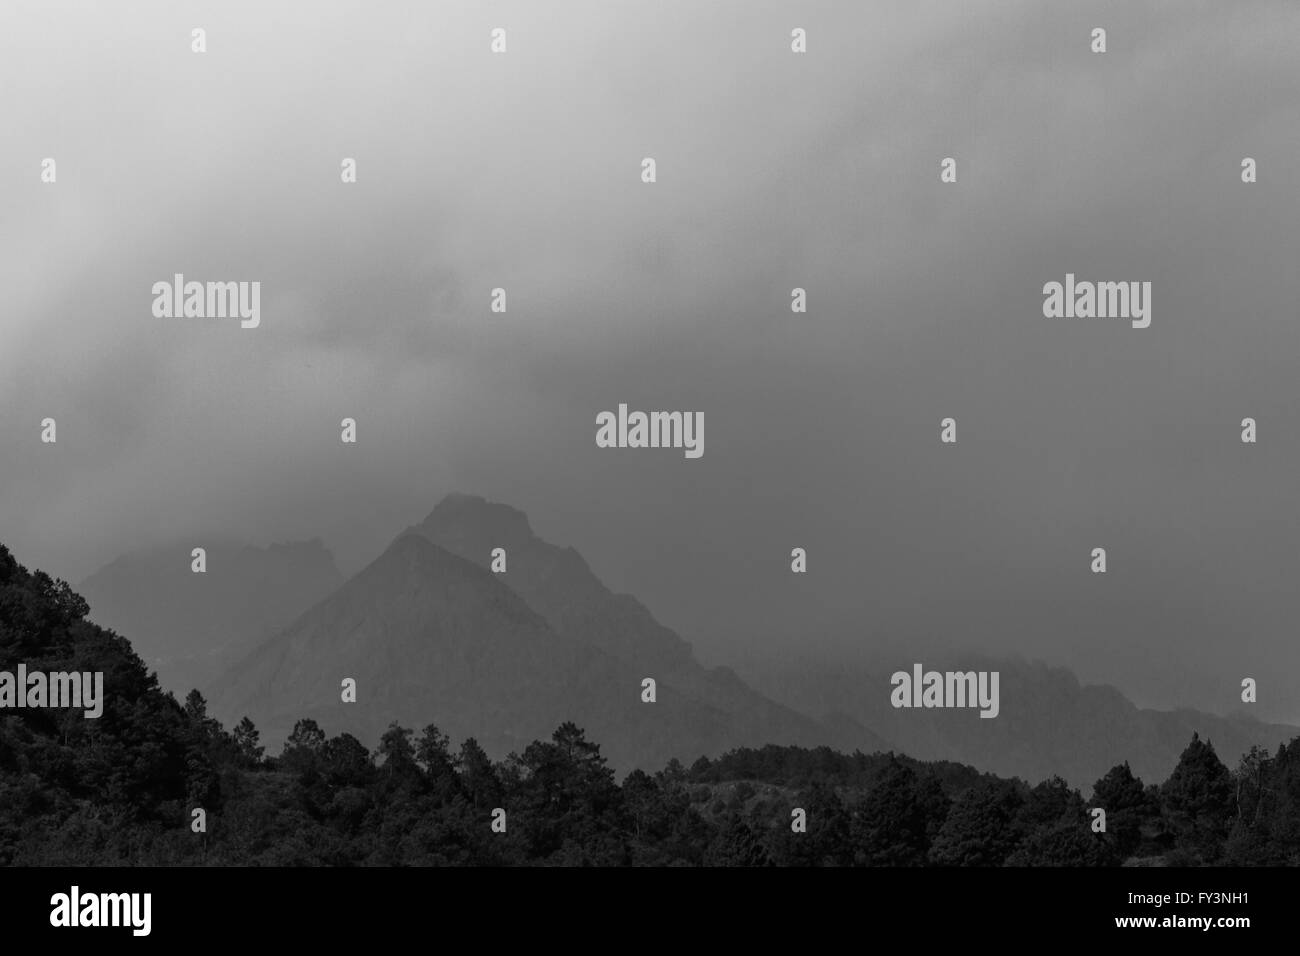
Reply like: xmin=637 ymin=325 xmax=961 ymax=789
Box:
xmin=76 ymin=493 xmax=1297 ymax=787
xmin=743 ymin=654 xmax=1297 ymax=789
xmin=79 ymin=539 xmax=343 ymax=695
xmin=206 ymin=527 xmax=853 ymax=772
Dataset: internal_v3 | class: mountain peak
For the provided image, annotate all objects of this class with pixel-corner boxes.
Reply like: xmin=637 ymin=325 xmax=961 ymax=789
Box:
xmin=376 ymin=532 xmax=488 ymax=579
xmin=421 ymin=493 xmax=536 ymax=543
xmin=410 ymin=496 xmax=754 ymax=703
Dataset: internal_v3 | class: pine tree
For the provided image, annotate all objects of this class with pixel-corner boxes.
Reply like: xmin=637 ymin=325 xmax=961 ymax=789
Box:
xmin=928 ymin=779 xmax=1025 ymax=866
xmin=850 ymin=755 xmax=933 ymax=866
xmin=232 ymin=716 xmax=265 ymax=768
xmin=280 ymin=718 xmax=326 ymax=775
xmin=1161 ymin=733 xmax=1233 ymax=861
xmin=1091 ymin=761 xmax=1149 ymax=857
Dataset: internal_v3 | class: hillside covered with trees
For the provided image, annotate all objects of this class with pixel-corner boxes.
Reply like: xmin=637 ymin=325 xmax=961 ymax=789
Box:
xmin=2 ymin=544 xmax=1298 ymax=866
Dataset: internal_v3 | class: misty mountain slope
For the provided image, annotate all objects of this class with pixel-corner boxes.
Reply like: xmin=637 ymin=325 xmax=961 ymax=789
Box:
xmin=405 ymin=493 xmax=872 ymax=755
xmin=79 ymin=539 xmax=344 ymax=695
xmin=408 ymin=494 xmax=693 ymax=673
xmin=208 ymin=533 xmax=852 ymax=772
xmin=747 ymin=655 xmax=1297 ymax=789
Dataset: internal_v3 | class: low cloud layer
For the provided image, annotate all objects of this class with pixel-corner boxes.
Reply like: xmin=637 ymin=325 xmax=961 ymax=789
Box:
xmin=2 ymin=0 xmax=1298 ymax=720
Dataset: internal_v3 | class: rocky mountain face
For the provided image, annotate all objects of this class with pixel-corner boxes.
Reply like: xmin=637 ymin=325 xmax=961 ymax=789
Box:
xmin=406 ymin=493 xmax=858 ymax=758
xmin=208 ymin=527 xmax=866 ymax=772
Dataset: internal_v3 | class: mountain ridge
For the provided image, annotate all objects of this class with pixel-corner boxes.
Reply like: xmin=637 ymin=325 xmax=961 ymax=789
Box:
xmin=744 ymin=652 xmax=1298 ymax=789
xmin=208 ymin=530 xmax=855 ymax=772
xmin=80 ymin=492 xmax=1295 ymax=788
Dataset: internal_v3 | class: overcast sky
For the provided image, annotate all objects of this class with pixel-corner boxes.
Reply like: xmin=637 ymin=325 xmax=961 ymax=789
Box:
xmin=2 ymin=0 xmax=1299 ymax=720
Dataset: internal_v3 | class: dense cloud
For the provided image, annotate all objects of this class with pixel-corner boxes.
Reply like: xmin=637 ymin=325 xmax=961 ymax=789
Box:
xmin=1 ymin=1 xmax=1298 ymax=719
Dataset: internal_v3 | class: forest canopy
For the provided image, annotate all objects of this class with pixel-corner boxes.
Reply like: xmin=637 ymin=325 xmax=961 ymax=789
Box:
xmin=1 ymin=544 xmax=1296 ymax=867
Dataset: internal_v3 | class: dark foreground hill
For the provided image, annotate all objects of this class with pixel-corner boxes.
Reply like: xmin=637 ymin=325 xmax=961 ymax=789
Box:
xmin=2 ymin=541 xmax=1299 ymax=865
xmin=0 ymin=544 xmax=199 ymax=863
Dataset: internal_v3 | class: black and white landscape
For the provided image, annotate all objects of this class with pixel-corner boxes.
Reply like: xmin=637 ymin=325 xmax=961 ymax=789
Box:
xmin=2 ymin=0 xmax=1299 ymax=871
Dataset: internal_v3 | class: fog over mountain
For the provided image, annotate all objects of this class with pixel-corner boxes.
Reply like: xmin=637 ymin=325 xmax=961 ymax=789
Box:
xmin=3 ymin=0 xmax=1299 ymax=748
xmin=79 ymin=539 xmax=343 ymax=693
xmin=207 ymin=508 xmax=861 ymax=772
xmin=744 ymin=652 xmax=1297 ymax=789
xmin=69 ymin=491 xmax=1293 ymax=788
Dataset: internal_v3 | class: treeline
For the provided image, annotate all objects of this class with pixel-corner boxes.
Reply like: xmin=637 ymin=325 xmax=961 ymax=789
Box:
xmin=2 ymin=543 xmax=1298 ymax=866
